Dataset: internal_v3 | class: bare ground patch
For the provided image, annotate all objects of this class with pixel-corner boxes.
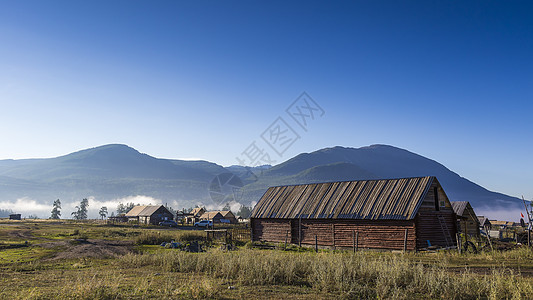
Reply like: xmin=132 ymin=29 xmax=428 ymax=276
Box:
xmin=38 ymin=239 xmax=134 ymax=260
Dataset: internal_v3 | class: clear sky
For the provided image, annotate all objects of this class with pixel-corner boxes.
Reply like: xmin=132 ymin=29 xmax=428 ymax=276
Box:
xmin=0 ymin=1 xmax=532 ymax=199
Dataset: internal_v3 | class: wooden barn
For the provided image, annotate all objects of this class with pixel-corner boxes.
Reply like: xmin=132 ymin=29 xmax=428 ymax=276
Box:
xmin=251 ymin=176 xmax=457 ymax=251
xmin=451 ymin=201 xmax=480 ymax=236
xmin=125 ymin=205 xmax=174 ymax=225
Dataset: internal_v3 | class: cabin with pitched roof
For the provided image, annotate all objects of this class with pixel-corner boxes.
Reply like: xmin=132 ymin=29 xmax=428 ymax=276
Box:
xmin=125 ymin=205 xmax=174 ymax=225
xmin=250 ymin=176 xmax=457 ymax=251
xmin=451 ymin=201 xmax=480 ymax=236
xmin=477 ymin=216 xmax=491 ymax=231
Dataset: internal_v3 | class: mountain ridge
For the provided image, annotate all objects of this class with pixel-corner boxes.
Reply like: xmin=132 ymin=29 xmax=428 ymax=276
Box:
xmin=0 ymin=144 xmax=522 ymax=217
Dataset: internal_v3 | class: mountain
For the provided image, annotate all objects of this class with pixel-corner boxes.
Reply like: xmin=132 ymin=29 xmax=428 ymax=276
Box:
xmin=0 ymin=144 xmax=227 ymax=207
xmin=239 ymin=145 xmax=522 ymax=211
xmin=0 ymin=143 xmax=522 ymax=218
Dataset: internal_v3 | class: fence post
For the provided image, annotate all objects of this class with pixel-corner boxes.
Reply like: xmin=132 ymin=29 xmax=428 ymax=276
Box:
xmin=456 ymin=233 xmax=462 ymax=254
xmin=352 ymin=230 xmax=355 ymax=253
xmin=284 ymin=230 xmax=289 ymax=250
xmin=403 ymin=228 xmax=408 ymax=253
xmin=298 ymin=216 xmax=302 ymax=247
xmin=315 ymin=235 xmax=318 ymax=253
xmin=356 ymin=231 xmax=359 ymax=252
xmin=332 ymin=224 xmax=335 ymax=250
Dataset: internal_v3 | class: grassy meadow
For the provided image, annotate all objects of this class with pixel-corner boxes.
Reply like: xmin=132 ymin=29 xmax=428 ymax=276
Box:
xmin=1 ymin=220 xmax=533 ymax=299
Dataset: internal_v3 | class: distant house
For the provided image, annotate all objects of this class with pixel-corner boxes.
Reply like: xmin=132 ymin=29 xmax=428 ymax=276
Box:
xmin=490 ymin=220 xmax=516 ymax=229
xmin=200 ymin=211 xmax=225 ymax=223
xmin=477 ymin=216 xmax=492 ymax=231
xmin=451 ymin=201 xmax=480 ymax=236
xmin=199 ymin=210 xmax=238 ymax=224
xmin=9 ymin=214 xmax=21 ymax=220
xmin=219 ymin=211 xmax=238 ymax=224
xmin=251 ymin=176 xmax=458 ymax=251
xmin=191 ymin=207 xmax=205 ymax=217
xmin=183 ymin=207 xmax=206 ymax=224
xmin=125 ymin=205 xmax=174 ymax=225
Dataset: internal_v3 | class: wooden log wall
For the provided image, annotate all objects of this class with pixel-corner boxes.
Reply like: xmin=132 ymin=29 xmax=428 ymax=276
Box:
xmin=251 ymin=219 xmax=292 ymax=243
xmin=253 ymin=218 xmax=417 ymax=251
xmin=415 ymin=211 xmax=457 ymax=249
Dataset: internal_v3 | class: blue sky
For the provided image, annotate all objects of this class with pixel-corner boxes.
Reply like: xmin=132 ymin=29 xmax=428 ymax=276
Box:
xmin=0 ymin=1 xmax=532 ymax=199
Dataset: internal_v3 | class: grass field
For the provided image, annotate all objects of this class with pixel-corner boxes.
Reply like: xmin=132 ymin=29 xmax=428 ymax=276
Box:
xmin=1 ymin=220 xmax=533 ymax=299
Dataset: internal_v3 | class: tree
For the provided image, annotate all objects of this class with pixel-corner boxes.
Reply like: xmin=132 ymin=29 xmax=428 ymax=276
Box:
xmin=99 ymin=207 xmax=108 ymax=219
xmin=222 ymin=202 xmax=231 ymax=211
xmin=71 ymin=198 xmax=89 ymax=220
xmin=237 ymin=205 xmax=252 ymax=219
xmin=50 ymin=199 xmax=61 ymax=219
xmin=0 ymin=209 xmax=13 ymax=218
xmin=116 ymin=202 xmax=136 ymax=214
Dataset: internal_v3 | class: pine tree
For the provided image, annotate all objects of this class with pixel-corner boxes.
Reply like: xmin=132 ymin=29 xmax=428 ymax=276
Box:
xmin=50 ymin=199 xmax=61 ymax=219
xmin=72 ymin=198 xmax=89 ymax=220
xmin=99 ymin=207 xmax=108 ymax=219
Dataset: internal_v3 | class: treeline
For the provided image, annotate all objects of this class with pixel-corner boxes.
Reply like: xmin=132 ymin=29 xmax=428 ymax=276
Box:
xmin=0 ymin=209 xmax=13 ymax=218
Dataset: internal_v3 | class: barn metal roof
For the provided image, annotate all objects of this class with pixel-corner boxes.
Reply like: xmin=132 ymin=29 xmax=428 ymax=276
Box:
xmin=251 ymin=176 xmax=436 ymax=220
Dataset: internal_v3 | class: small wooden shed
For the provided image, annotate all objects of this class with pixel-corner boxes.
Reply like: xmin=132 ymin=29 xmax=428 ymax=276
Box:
xmin=125 ymin=205 xmax=174 ymax=225
xmin=251 ymin=176 xmax=457 ymax=251
xmin=9 ymin=214 xmax=21 ymax=220
xmin=451 ymin=201 xmax=480 ymax=236
xmin=477 ymin=216 xmax=491 ymax=231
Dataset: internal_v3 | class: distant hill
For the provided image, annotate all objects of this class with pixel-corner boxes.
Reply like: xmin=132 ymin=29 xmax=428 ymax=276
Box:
xmin=0 ymin=144 xmax=227 ymax=206
xmin=0 ymin=144 xmax=522 ymax=217
xmin=239 ymin=145 xmax=522 ymax=211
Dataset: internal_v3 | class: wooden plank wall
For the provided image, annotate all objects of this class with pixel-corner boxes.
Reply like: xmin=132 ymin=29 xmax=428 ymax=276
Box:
xmin=415 ymin=211 xmax=457 ymax=249
xmin=253 ymin=218 xmax=417 ymax=250
xmin=251 ymin=219 xmax=292 ymax=243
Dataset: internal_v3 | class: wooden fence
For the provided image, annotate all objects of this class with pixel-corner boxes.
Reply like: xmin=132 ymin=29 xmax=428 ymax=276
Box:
xmin=206 ymin=228 xmax=250 ymax=243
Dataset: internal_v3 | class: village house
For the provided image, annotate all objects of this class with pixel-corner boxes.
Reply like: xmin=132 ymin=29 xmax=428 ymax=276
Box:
xmin=125 ymin=205 xmax=174 ymax=225
xmin=219 ymin=210 xmax=238 ymax=224
xmin=200 ymin=211 xmax=225 ymax=223
xmin=251 ymin=176 xmax=457 ymax=251
xmin=477 ymin=216 xmax=491 ymax=231
xmin=9 ymin=214 xmax=21 ymax=220
xmin=451 ymin=201 xmax=480 ymax=236
xmin=194 ymin=209 xmax=239 ymax=224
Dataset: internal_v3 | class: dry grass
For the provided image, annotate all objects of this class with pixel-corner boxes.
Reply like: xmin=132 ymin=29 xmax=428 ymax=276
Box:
xmin=3 ymin=221 xmax=533 ymax=299
xmin=117 ymin=248 xmax=533 ymax=299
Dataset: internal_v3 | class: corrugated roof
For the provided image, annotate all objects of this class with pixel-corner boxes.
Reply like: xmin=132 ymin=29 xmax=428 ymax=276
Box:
xmin=451 ymin=201 xmax=468 ymax=217
xmin=125 ymin=205 xmax=166 ymax=217
xmin=251 ymin=176 xmax=435 ymax=220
